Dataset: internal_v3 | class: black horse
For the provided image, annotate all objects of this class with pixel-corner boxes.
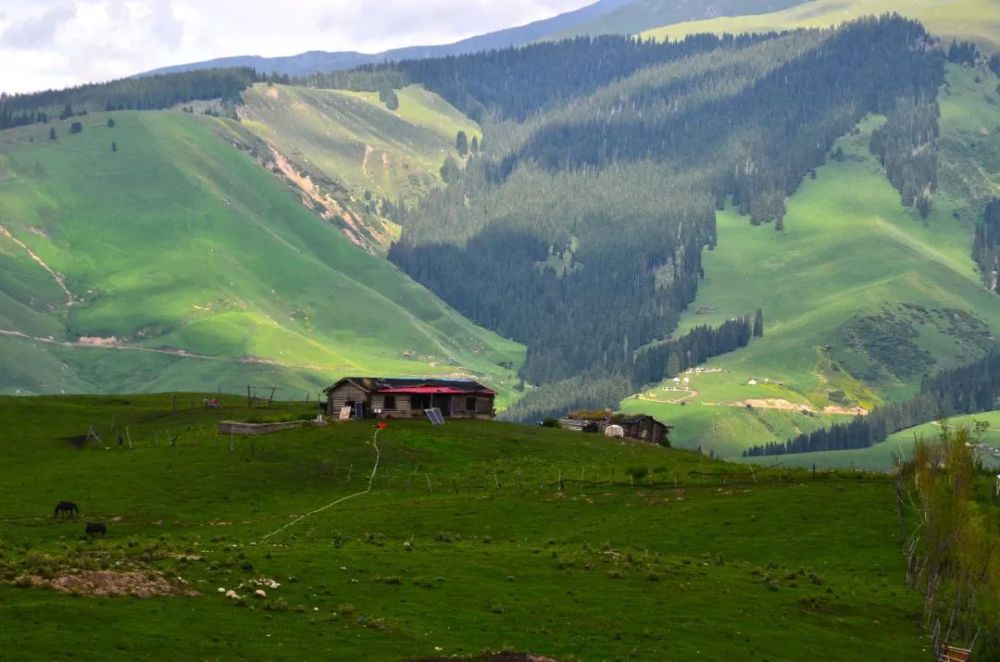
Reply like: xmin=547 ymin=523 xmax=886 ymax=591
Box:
xmin=53 ymin=501 xmax=79 ymax=518
xmin=85 ymin=522 xmax=107 ymax=537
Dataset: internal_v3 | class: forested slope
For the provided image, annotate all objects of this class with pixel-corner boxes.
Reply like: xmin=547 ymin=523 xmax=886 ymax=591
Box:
xmin=370 ymin=19 xmax=948 ymax=408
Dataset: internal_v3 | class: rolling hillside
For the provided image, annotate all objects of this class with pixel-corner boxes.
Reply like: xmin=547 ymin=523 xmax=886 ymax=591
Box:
xmin=621 ymin=63 xmax=1000 ymax=458
xmin=0 ymin=111 xmax=523 ymax=398
xmin=237 ymin=83 xmax=479 ymax=251
xmin=643 ymin=0 xmax=1000 ymax=52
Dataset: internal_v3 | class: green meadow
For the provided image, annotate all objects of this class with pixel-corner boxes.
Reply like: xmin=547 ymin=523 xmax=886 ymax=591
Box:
xmin=643 ymin=0 xmax=1000 ymax=53
xmin=622 ymin=64 xmax=1000 ymax=460
xmin=0 ymin=395 xmax=929 ymax=660
xmin=0 ymin=111 xmax=522 ymax=400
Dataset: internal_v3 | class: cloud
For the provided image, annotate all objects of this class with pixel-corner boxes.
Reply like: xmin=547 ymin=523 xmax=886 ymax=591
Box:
xmin=0 ymin=0 xmax=593 ymax=94
xmin=1 ymin=0 xmax=76 ymax=49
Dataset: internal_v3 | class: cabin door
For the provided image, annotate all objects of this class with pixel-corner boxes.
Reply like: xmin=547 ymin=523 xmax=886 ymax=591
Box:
xmin=432 ymin=395 xmax=452 ymax=416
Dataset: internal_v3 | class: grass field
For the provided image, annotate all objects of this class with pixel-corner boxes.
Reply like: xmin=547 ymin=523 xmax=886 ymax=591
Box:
xmin=0 ymin=111 xmax=522 ymax=400
xmin=642 ymin=0 xmax=1000 ymax=53
xmin=750 ymin=410 xmax=1000 ymax=471
xmin=0 ymin=395 xmax=931 ymax=660
xmin=239 ymin=83 xmax=480 ymax=251
xmin=621 ymin=64 xmax=1000 ymax=460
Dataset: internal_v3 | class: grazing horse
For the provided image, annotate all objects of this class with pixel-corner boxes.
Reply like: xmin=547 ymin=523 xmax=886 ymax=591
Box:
xmin=85 ymin=522 xmax=107 ymax=537
xmin=53 ymin=501 xmax=79 ymax=518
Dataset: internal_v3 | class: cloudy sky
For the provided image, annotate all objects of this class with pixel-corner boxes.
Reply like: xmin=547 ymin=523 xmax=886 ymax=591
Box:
xmin=0 ymin=0 xmax=593 ymax=94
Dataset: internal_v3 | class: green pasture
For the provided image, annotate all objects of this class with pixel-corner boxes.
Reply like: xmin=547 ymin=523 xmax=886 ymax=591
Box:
xmin=0 ymin=395 xmax=930 ymax=660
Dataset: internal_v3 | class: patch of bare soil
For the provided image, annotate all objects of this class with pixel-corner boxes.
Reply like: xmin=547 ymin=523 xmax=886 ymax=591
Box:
xmin=732 ymin=399 xmax=868 ymax=416
xmin=34 ymin=571 xmax=198 ymax=598
xmin=822 ymin=405 xmax=868 ymax=416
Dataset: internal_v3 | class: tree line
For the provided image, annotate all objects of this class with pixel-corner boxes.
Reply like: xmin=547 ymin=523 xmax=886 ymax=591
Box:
xmin=0 ymin=68 xmax=260 ymax=130
xmin=743 ymin=347 xmax=1000 ymax=457
xmin=972 ymin=198 xmax=1000 ymax=293
xmin=501 ymin=314 xmax=758 ymax=422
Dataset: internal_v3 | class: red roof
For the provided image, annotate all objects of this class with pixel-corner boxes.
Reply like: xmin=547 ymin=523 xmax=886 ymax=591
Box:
xmin=375 ymin=386 xmax=495 ymax=396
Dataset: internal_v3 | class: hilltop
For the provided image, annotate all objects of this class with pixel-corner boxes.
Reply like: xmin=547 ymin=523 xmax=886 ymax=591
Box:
xmin=0 ymin=395 xmax=929 ymax=660
xmin=237 ymin=83 xmax=479 ymax=252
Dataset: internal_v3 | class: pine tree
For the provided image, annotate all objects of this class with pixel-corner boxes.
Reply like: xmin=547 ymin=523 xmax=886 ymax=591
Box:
xmin=48 ymin=127 xmax=56 ymax=140
xmin=470 ymin=135 xmax=479 ymax=156
xmin=753 ymin=308 xmax=764 ymax=337
xmin=59 ymin=104 xmax=74 ymax=120
xmin=107 ymin=117 xmax=115 ymax=128
xmin=456 ymin=131 xmax=468 ymax=157
xmin=111 ymin=141 xmax=117 ymax=153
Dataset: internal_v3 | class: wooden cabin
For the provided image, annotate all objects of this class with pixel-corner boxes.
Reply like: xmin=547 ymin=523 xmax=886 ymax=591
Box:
xmin=617 ymin=415 xmax=672 ymax=445
xmin=559 ymin=412 xmax=672 ymax=446
xmin=324 ymin=377 xmax=496 ymax=420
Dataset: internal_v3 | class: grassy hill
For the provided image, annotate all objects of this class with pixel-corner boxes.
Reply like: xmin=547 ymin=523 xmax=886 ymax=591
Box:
xmin=0 ymin=111 xmax=522 ymax=399
xmin=643 ymin=0 xmax=1000 ymax=52
xmin=621 ymin=64 xmax=1000 ymax=459
xmin=0 ymin=395 xmax=929 ymax=659
xmin=238 ymin=83 xmax=479 ymax=251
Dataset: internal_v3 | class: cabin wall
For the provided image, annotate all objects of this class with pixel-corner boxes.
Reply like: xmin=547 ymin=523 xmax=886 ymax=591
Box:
xmin=326 ymin=383 xmax=370 ymax=415
xmin=453 ymin=395 xmax=495 ymax=420
xmin=372 ymin=394 xmax=413 ymax=416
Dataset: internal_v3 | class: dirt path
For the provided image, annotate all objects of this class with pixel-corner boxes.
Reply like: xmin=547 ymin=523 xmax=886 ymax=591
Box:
xmin=639 ymin=389 xmax=699 ymax=404
xmin=0 ymin=225 xmax=74 ymax=303
xmin=0 ymin=328 xmax=355 ymax=372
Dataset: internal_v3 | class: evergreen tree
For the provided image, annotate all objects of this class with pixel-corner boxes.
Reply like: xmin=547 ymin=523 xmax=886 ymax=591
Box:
xmin=439 ymin=154 xmax=460 ymax=182
xmin=69 ymin=121 xmax=83 ymax=134
xmin=456 ymin=131 xmax=468 ymax=157
xmin=470 ymin=135 xmax=479 ymax=156
xmin=111 ymin=141 xmax=117 ymax=153
xmin=48 ymin=127 xmax=56 ymax=140
xmin=753 ymin=308 xmax=764 ymax=337
xmin=59 ymin=104 xmax=73 ymax=120
xmin=107 ymin=117 xmax=115 ymax=128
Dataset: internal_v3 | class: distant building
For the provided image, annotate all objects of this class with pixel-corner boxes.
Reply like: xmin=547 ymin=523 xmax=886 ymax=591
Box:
xmin=558 ymin=412 xmax=672 ymax=446
xmin=324 ymin=377 xmax=496 ymax=420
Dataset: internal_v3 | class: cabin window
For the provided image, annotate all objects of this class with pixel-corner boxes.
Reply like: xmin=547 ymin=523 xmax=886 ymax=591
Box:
xmin=384 ymin=395 xmax=396 ymax=410
xmin=466 ymin=397 xmax=477 ymax=412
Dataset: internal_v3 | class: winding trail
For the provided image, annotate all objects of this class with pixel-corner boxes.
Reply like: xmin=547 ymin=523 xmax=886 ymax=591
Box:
xmin=0 ymin=225 xmax=74 ymax=303
xmin=260 ymin=426 xmax=383 ymax=541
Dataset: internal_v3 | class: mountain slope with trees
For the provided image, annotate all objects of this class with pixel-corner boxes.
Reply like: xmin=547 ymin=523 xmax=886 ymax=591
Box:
xmin=621 ymin=62 xmax=1000 ymax=457
xmin=368 ymin=19 xmax=953 ymax=412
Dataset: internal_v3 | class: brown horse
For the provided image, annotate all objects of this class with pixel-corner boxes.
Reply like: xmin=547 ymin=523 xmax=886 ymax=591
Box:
xmin=53 ymin=501 xmax=79 ymax=518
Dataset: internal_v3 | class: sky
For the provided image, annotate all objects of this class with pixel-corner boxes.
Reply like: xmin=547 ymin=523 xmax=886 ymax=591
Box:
xmin=0 ymin=0 xmax=593 ymax=94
